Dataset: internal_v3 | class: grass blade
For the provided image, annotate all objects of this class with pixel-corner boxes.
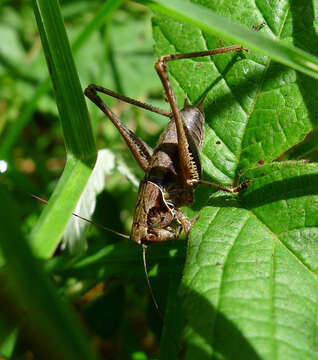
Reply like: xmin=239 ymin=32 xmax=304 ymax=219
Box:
xmin=142 ymin=0 xmax=318 ymax=79
xmin=32 ymin=0 xmax=95 ymax=158
xmin=30 ymin=0 xmax=98 ymax=258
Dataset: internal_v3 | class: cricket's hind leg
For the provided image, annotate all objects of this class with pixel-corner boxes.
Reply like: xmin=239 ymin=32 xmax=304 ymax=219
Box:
xmin=196 ymin=179 xmax=251 ymax=194
xmin=154 ymin=45 xmax=247 ymax=186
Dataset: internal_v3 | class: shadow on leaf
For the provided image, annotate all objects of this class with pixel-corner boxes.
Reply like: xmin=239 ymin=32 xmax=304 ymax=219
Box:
xmin=240 ymin=173 xmax=318 ymax=209
xmin=179 ymin=284 xmax=262 ymax=359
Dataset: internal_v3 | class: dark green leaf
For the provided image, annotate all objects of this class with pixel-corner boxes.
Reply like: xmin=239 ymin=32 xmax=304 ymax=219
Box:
xmin=152 ymin=1 xmax=318 ymax=358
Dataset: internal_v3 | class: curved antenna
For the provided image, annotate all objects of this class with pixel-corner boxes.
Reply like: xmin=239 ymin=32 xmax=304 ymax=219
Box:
xmin=142 ymin=244 xmax=180 ymax=351
xmin=69 ymin=212 xmax=129 ymax=239
xmin=30 ymin=192 xmax=130 ymax=239
xmin=2 ymin=180 xmax=130 ymax=240
xmin=142 ymin=244 xmax=162 ymax=317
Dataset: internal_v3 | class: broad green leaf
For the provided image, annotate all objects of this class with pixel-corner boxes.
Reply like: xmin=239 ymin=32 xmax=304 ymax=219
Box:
xmin=153 ymin=0 xmax=318 ymax=182
xmin=182 ymin=162 xmax=318 ymax=359
xmin=152 ymin=1 xmax=318 ymax=358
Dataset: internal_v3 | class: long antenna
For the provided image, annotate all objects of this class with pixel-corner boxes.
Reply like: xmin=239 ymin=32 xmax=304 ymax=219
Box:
xmin=142 ymin=244 xmax=180 ymax=351
xmin=2 ymin=180 xmax=130 ymax=240
xmin=142 ymin=244 xmax=162 ymax=317
xmin=4 ymin=178 xmax=181 ymax=348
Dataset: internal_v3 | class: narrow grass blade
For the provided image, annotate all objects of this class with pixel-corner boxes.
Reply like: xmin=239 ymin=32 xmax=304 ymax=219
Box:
xmin=30 ymin=0 xmax=97 ymax=258
xmin=33 ymin=0 xmax=96 ymax=159
xmin=30 ymin=156 xmax=94 ymax=257
xmin=142 ymin=0 xmax=318 ymax=79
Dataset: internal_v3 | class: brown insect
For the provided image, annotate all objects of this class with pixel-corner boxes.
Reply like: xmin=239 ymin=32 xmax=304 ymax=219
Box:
xmin=84 ymin=44 xmax=250 ymax=247
xmin=1 ymin=45 xmax=251 ymax=352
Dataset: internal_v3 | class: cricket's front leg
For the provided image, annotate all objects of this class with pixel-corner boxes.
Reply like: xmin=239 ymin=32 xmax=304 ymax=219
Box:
xmin=84 ymin=84 xmax=153 ymax=172
xmin=175 ymin=209 xmax=193 ymax=237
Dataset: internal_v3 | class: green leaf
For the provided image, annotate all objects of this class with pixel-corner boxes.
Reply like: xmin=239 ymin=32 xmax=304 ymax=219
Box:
xmin=182 ymin=162 xmax=318 ymax=359
xmin=32 ymin=0 xmax=96 ymax=159
xmin=63 ymin=149 xmax=116 ymax=254
xmin=152 ymin=0 xmax=318 ymax=181
xmin=30 ymin=0 xmax=98 ymax=258
xmin=152 ymin=1 xmax=318 ymax=358
xmin=146 ymin=0 xmax=318 ymax=79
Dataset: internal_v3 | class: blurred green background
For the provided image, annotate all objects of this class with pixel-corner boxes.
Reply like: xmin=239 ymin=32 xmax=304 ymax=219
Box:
xmin=0 ymin=1 xmax=177 ymax=359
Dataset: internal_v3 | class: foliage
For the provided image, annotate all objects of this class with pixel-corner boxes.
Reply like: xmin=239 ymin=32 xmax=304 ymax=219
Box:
xmin=152 ymin=1 xmax=318 ymax=358
xmin=1 ymin=0 xmax=318 ymax=359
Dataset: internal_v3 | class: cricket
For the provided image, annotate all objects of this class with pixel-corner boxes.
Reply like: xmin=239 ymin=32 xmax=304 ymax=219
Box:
xmin=1 ymin=42 xmax=251 ymax=357
xmin=84 ymin=44 xmax=250 ymax=248
xmin=6 ymin=1 xmax=315 ymax=357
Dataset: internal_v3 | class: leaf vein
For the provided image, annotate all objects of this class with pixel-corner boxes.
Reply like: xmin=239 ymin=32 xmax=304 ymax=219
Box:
xmin=248 ymin=210 xmax=318 ymax=281
xmin=208 ymin=213 xmax=251 ymax=348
